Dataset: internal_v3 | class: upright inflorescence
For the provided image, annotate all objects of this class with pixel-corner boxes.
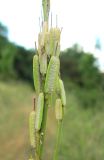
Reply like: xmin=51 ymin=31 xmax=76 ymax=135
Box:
xmin=28 ymin=0 xmax=66 ymax=159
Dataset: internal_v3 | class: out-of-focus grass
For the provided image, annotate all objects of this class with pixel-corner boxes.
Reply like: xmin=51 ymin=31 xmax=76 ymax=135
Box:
xmin=0 ymin=80 xmax=104 ymax=160
xmin=59 ymin=92 xmax=104 ymax=160
xmin=0 ymin=81 xmax=34 ymax=160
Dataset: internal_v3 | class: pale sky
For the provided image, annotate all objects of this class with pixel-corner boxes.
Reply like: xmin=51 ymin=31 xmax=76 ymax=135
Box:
xmin=0 ymin=0 xmax=104 ymax=70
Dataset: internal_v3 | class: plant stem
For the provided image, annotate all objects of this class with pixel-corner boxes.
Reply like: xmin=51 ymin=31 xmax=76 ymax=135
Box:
xmin=40 ymin=96 xmax=49 ymax=159
xmin=35 ymin=132 xmax=40 ymax=160
xmin=53 ymin=120 xmax=62 ymax=160
xmin=39 ymin=1 xmax=50 ymax=157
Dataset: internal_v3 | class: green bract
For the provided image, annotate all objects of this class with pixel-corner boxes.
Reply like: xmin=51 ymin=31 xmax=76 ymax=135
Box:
xmin=44 ymin=56 xmax=60 ymax=93
xmin=33 ymin=55 xmax=41 ymax=94
xmin=35 ymin=93 xmax=44 ymax=131
xmin=39 ymin=53 xmax=47 ymax=75
xmin=29 ymin=111 xmax=36 ymax=148
xmin=59 ymin=79 xmax=66 ymax=106
xmin=55 ymin=98 xmax=63 ymax=120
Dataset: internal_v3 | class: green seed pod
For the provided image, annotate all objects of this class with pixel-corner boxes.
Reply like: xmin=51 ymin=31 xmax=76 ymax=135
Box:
xmin=54 ymin=28 xmax=61 ymax=42
xmin=44 ymin=56 xmax=60 ymax=93
xmin=44 ymin=32 xmax=50 ymax=55
xmin=49 ymin=28 xmax=55 ymax=56
xmin=29 ymin=111 xmax=36 ymax=148
xmin=33 ymin=55 xmax=41 ymax=94
xmin=49 ymin=28 xmax=61 ymax=56
xmin=38 ymin=22 xmax=48 ymax=54
xmin=59 ymin=79 xmax=66 ymax=106
xmin=55 ymin=99 xmax=63 ymax=120
xmin=35 ymin=93 xmax=44 ymax=131
xmin=39 ymin=53 xmax=47 ymax=75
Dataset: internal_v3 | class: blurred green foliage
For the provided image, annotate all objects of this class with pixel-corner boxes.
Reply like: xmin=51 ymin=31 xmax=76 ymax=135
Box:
xmin=0 ymin=22 xmax=34 ymax=82
xmin=60 ymin=46 xmax=102 ymax=89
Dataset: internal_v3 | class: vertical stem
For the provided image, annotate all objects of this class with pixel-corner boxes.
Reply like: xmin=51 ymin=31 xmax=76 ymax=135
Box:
xmin=34 ymin=1 xmax=50 ymax=159
xmin=35 ymin=132 xmax=40 ymax=160
xmin=40 ymin=96 xmax=49 ymax=159
xmin=53 ymin=120 xmax=62 ymax=160
xmin=42 ymin=0 xmax=50 ymax=21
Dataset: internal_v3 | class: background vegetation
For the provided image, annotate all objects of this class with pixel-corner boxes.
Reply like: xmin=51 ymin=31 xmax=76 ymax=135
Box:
xmin=0 ymin=22 xmax=104 ymax=159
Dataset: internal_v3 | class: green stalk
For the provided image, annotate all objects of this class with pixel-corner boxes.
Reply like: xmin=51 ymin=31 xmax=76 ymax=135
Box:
xmin=30 ymin=1 xmax=66 ymax=160
xmin=42 ymin=0 xmax=50 ymax=21
xmin=40 ymin=96 xmax=49 ymax=158
xmin=39 ymin=1 xmax=50 ymax=158
xmin=35 ymin=132 xmax=40 ymax=160
xmin=53 ymin=120 xmax=63 ymax=160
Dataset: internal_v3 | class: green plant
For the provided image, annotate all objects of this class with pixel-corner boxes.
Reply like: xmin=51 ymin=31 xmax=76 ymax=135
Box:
xmin=28 ymin=0 xmax=66 ymax=159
